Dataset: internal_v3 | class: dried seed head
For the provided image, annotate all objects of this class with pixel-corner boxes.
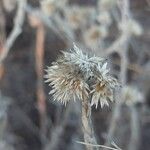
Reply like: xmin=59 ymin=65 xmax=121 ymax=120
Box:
xmin=40 ymin=0 xmax=56 ymax=16
xmin=45 ymin=57 xmax=89 ymax=105
xmin=122 ymin=85 xmax=144 ymax=106
xmin=91 ymin=62 xmax=119 ymax=108
xmin=83 ymin=25 xmax=108 ymax=49
xmin=45 ymin=44 xmax=119 ymax=108
xmin=96 ymin=11 xmax=112 ymax=26
xmin=63 ymin=44 xmax=104 ymax=77
xmin=65 ymin=6 xmax=95 ymax=29
xmin=118 ymin=19 xmax=143 ymax=36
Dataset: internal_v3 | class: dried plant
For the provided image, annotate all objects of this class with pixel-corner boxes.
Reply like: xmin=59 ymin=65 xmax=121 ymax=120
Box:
xmin=45 ymin=44 xmax=119 ymax=150
xmin=122 ymin=85 xmax=144 ymax=106
xmin=83 ymin=25 xmax=108 ymax=49
xmin=45 ymin=44 xmax=118 ymax=107
xmin=121 ymin=85 xmax=144 ymax=150
xmin=98 ymin=0 xmax=117 ymax=11
xmin=0 ymin=0 xmax=148 ymax=149
xmin=40 ymin=0 xmax=57 ymax=16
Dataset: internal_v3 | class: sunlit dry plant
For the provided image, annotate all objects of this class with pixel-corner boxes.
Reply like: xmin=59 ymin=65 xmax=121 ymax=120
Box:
xmin=96 ymin=11 xmax=112 ymax=26
xmin=40 ymin=0 xmax=57 ymax=16
xmin=45 ymin=62 xmax=89 ymax=105
xmin=91 ymin=62 xmax=118 ymax=108
xmin=122 ymin=85 xmax=144 ymax=106
xmin=45 ymin=44 xmax=119 ymax=150
xmin=65 ymin=6 xmax=95 ymax=30
xmin=45 ymin=44 xmax=118 ymax=108
xmin=118 ymin=19 xmax=143 ymax=36
xmin=98 ymin=0 xmax=117 ymax=11
xmin=83 ymin=25 xmax=108 ymax=50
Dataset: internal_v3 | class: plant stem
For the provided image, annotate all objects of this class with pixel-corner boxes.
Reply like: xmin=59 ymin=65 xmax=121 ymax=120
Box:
xmin=104 ymin=93 xmax=122 ymax=149
xmin=35 ymin=22 xmax=47 ymax=137
xmin=128 ymin=105 xmax=140 ymax=150
xmin=81 ymin=96 xmax=98 ymax=150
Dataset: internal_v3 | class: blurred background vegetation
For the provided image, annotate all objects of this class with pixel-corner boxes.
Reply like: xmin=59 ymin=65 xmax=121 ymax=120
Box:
xmin=0 ymin=0 xmax=149 ymax=150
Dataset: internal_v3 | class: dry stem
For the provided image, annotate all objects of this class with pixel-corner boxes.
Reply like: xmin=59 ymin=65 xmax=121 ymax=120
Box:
xmin=35 ymin=21 xmax=47 ymax=137
xmin=104 ymin=0 xmax=130 ymax=148
xmin=0 ymin=0 xmax=26 ymax=64
xmin=81 ymin=96 xmax=98 ymax=150
xmin=128 ymin=105 xmax=141 ymax=150
xmin=76 ymin=141 xmax=122 ymax=150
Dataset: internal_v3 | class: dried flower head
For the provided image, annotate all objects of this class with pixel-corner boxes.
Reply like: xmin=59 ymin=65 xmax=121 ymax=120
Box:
xmin=118 ymin=19 xmax=143 ymax=36
xmin=91 ymin=62 xmax=119 ymax=108
xmin=62 ymin=44 xmax=104 ymax=76
xmin=40 ymin=0 xmax=56 ymax=16
xmin=45 ymin=61 xmax=89 ymax=105
xmin=122 ymin=85 xmax=144 ymax=106
xmin=96 ymin=11 xmax=112 ymax=26
xmin=45 ymin=44 xmax=118 ymax=108
xmin=99 ymin=0 xmax=117 ymax=11
xmin=83 ymin=25 xmax=108 ymax=49
xmin=65 ymin=6 xmax=95 ymax=29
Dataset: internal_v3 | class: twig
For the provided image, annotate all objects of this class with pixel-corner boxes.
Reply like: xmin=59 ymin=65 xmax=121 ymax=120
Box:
xmin=111 ymin=141 xmax=122 ymax=150
xmin=76 ymin=141 xmax=122 ymax=150
xmin=128 ymin=105 xmax=141 ymax=150
xmin=104 ymin=0 xmax=131 ymax=148
xmin=44 ymin=103 xmax=71 ymax=150
xmin=12 ymin=105 xmax=48 ymax=144
xmin=104 ymin=93 xmax=122 ymax=148
xmin=34 ymin=19 xmax=47 ymax=138
xmin=24 ymin=5 xmax=73 ymax=45
xmin=0 ymin=0 xmax=26 ymax=64
xmin=111 ymin=59 xmax=143 ymax=74
xmin=0 ymin=1 xmax=6 ymax=51
xmin=103 ymin=34 xmax=128 ymax=56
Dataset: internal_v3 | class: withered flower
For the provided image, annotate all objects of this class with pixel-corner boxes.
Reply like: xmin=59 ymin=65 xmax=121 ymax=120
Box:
xmin=45 ymin=57 xmax=89 ymax=105
xmin=118 ymin=19 xmax=143 ymax=36
xmin=122 ymin=85 xmax=144 ymax=106
xmin=91 ymin=62 xmax=118 ymax=108
xmin=40 ymin=0 xmax=56 ymax=16
xmin=83 ymin=25 xmax=108 ymax=49
xmin=45 ymin=44 xmax=119 ymax=108
xmin=65 ymin=6 xmax=95 ymax=29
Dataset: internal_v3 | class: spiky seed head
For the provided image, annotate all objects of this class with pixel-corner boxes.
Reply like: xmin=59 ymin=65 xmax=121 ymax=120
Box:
xmin=91 ymin=62 xmax=119 ymax=108
xmin=45 ymin=44 xmax=119 ymax=108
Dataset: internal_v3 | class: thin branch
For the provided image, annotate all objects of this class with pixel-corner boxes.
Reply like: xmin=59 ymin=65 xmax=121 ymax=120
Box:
xmin=111 ymin=141 xmax=122 ymax=150
xmin=44 ymin=103 xmax=71 ymax=150
xmin=111 ymin=59 xmax=143 ymax=74
xmin=0 ymin=0 xmax=27 ymax=64
xmin=104 ymin=93 xmax=122 ymax=148
xmin=24 ymin=5 xmax=72 ymax=45
xmin=128 ymin=105 xmax=141 ymax=150
xmin=104 ymin=0 xmax=131 ymax=148
xmin=0 ymin=1 xmax=6 ymax=50
xmin=76 ymin=141 xmax=122 ymax=150
xmin=34 ymin=21 xmax=47 ymax=137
